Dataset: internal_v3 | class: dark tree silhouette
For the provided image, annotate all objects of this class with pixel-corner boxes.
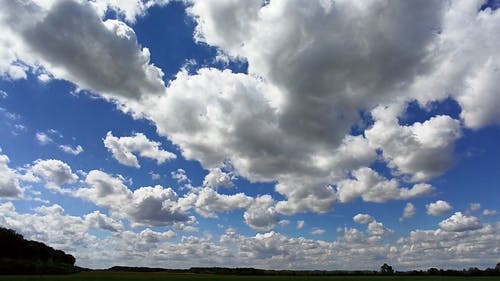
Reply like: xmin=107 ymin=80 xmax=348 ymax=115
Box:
xmin=380 ymin=263 xmax=394 ymax=274
xmin=0 ymin=227 xmax=77 ymax=274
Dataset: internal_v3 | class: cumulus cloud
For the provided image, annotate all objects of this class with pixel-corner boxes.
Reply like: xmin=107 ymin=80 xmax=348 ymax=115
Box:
xmin=90 ymin=0 xmax=170 ymax=23
xmin=2 ymin=0 xmax=499 ymax=218
xmin=203 ymin=167 xmax=234 ymax=189
xmin=0 ymin=150 xmax=23 ymax=198
xmin=336 ymin=167 xmax=433 ymax=203
xmin=426 ymin=200 xmax=453 ymax=216
xmin=439 ymin=212 xmax=482 ymax=232
xmin=243 ymin=195 xmax=279 ymax=231
xmin=367 ymin=221 xmax=394 ymax=237
xmin=59 ymin=144 xmax=84 ymax=155
xmin=103 ymin=131 xmax=176 ymax=168
xmin=0 ymin=0 xmax=166 ymax=100
xmin=76 ymin=170 xmax=189 ymax=226
xmin=29 ymin=159 xmax=78 ymax=190
xmin=400 ymin=203 xmax=416 ymax=221
xmin=179 ymin=187 xmax=253 ymax=218
xmin=84 ymin=211 xmax=123 ymax=232
xmin=366 ymin=108 xmax=462 ymax=182
xmin=353 ymin=214 xmax=374 ymax=224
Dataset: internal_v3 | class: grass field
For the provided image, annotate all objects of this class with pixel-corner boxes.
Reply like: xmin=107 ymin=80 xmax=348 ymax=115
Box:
xmin=1 ymin=272 xmax=500 ymax=281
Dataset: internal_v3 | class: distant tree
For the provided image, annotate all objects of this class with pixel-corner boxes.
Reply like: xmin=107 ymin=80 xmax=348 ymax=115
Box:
xmin=380 ymin=263 xmax=394 ymax=274
xmin=496 ymin=263 xmax=500 ymax=272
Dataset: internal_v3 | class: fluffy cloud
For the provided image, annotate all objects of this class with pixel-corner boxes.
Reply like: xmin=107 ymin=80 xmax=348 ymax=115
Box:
xmin=2 ymin=0 xmax=499 ymax=219
xmin=84 ymin=211 xmax=123 ymax=232
xmin=0 ymin=0 xmax=165 ymax=100
xmin=179 ymin=187 xmax=253 ymax=218
xmin=439 ymin=212 xmax=482 ymax=232
xmin=103 ymin=131 xmax=176 ymax=168
xmin=76 ymin=170 xmax=189 ymax=226
xmin=90 ymin=0 xmax=170 ymax=23
xmin=0 ymin=202 xmax=97 ymax=253
xmin=203 ymin=167 xmax=234 ymax=189
xmin=367 ymin=221 xmax=394 ymax=237
xmin=365 ymin=108 xmax=462 ymax=182
xmin=29 ymin=159 xmax=78 ymax=189
xmin=353 ymin=214 xmax=374 ymax=224
xmin=243 ymin=195 xmax=279 ymax=231
xmin=400 ymin=203 xmax=416 ymax=221
xmin=336 ymin=167 xmax=433 ymax=203
xmin=59 ymin=144 xmax=84 ymax=155
xmin=426 ymin=200 xmax=453 ymax=216
xmin=0 ymin=150 xmax=23 ymax=198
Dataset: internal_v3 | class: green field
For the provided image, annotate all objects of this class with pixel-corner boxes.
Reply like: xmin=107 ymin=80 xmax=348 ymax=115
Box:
xmin=1 ymin=272 xmax=500 ymax=281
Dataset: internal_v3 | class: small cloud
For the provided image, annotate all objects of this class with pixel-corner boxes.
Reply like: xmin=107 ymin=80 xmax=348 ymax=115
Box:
xmin=483 ymin=209 xmax=497 ymax=216
xmin=296 ymin=220 xmax=305 ymax=230
xmin=149 ymin=171 xmax=160 ymax=180
xmin=311 ymin=227 xmax=326 ymax=235
xmin=59 ymin=144 xmax=84 ymax=155
xmin=37 ymin=73 xmax=52 ymax=83
xmin=468 ymin=203 xmax=481 ymax=212
xmin=353 ymin=213 xmax=374 ymax=224
xmin=36 ymin=132 xmax=53 ymax=145
xmin=0 ymin=90 xmax=7 ymax=98
xmin=400 ymin=202 xmax=416 ymax=221
xmin=426 ymin=200 xmax=453 ymax=216
xmin=439 ymin=212 xmax=482 ymax=232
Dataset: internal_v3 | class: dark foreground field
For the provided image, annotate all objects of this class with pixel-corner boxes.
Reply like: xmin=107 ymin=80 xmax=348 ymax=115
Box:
xmin=1 ymin=272 xmax=500 ymax=281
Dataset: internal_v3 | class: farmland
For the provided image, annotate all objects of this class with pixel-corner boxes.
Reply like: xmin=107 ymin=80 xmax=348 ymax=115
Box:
xmin=1 ymin=272 xmax=500 ymax=281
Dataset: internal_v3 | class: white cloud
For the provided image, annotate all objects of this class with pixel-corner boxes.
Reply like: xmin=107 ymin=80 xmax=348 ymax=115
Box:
xmin=2 ymin=0 xmax=499 ymax=221
xmin=311 ymin=227 xmax=326 ymax=235
xmin=366 ymin=109 xmax=462 ymax=182
xmin=171 ymin=168 xmax=190 ymax=184
xmin=203 ymin=167 xmax=234 ymax=189
xmin=0 ymin=90 xmax=7 ymax=98
xmin=296 ymin=220 xmax=305 ymax=230
xmin=483 ymin=209 xmax=497 ymax=216
xmin=149 ymin=171 xmax=160 ymax=180
xmin=0 ymin=0 xmax=166 ymax=100
xmin=336 ymin=167 xmax=433 ymax=203
xmin=367 ymin=221 xmax=394 ymax=237
xmin=0 ymin=150 xmax=23 ymax=198
xmin=400 ymin=203 xmax=416 ymax=221
xmin=439 ymin=212 xmax=482 ymax=232
xmin=76 ymin=170 xmax=189 ymax=226
xmin=469 ymin=203 xmax=481 ymax=212
xmin=90 ymin=0 xmax=170 ymax=24
xmin=59 ymin=144 xmax=84 ymax=155
xmin=426 ymin=200 xmax=453 ymax=216
xmin=29 ymin=159 xmax=78 ymax=190
xmin=179 ymin=187 xmax=253 ymax=218
xmin=84 ymin=211 xmax=123 ymax=232
xmin=103 ymin=131 xmax=176 ymax=168
xmin=353 ymin=213 xmax=374 ymax=224
xmin=36 ymin=132 xmax=53 ymax=145
xmin=243 ymin=195 xmax=278 ymax=231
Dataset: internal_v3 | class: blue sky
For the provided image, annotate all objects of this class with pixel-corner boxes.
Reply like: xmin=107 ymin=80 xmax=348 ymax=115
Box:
xmin=0 ymin=0 xmax=499 ymax=271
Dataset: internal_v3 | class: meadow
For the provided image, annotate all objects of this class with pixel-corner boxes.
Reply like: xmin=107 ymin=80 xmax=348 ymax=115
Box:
xmin=1 ymin=271 xmax=500 ymax=281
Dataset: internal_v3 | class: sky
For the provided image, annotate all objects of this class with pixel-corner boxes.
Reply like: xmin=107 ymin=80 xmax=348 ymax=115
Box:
xmin=0 ymin=0 xmax=500 ymax=271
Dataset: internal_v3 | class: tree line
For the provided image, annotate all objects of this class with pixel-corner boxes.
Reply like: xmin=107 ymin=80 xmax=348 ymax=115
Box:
xmin=0 ymin=227 xmax=77 ymax=274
